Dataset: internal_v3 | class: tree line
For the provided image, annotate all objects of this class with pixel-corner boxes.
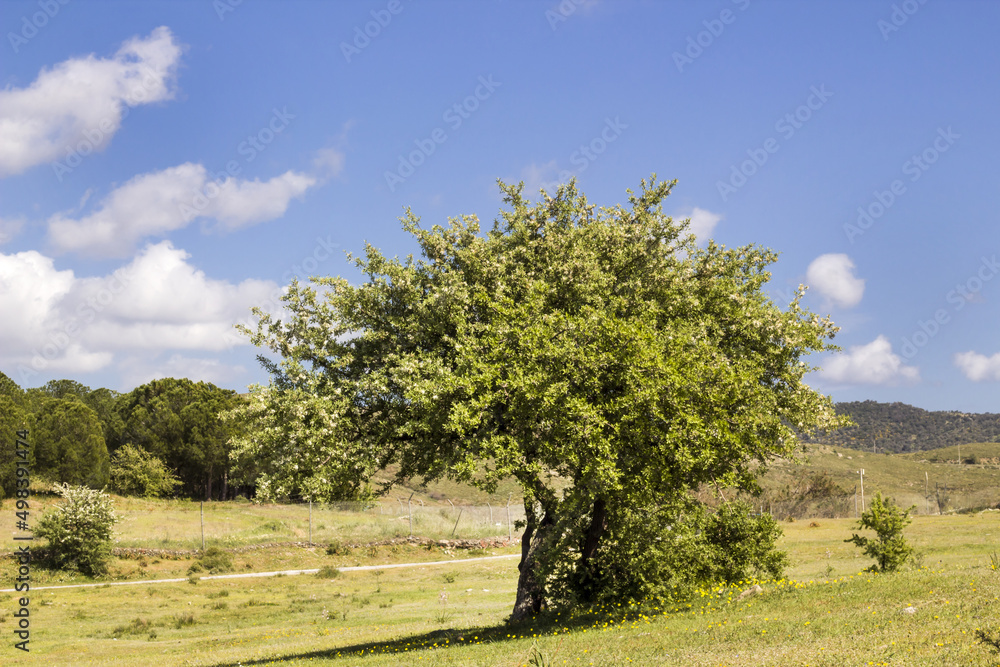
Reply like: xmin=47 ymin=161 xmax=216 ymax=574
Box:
xmin=0 ymin=374 xmax=245 ymax=500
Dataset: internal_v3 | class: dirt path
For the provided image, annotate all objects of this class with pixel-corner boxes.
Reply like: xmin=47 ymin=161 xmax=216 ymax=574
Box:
xmin=1 ymin=553 xmax=520 ymax=593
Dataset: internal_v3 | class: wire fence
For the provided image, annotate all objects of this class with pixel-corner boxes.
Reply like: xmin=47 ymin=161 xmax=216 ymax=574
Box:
xmin=110 ymin=499 xmax=527 ymax=551
xmin=746 ymin=486 xmax=1000 ymax=521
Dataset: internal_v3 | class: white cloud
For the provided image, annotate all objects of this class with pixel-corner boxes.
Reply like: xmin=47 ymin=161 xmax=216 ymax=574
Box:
xmin=0 ymin=26 xmax=181 ymax=177
xmin=73 ymin=242 xmax=280 ymax=349
xmin=806 ymin=253 xmax=865 ymax=308
xmin=954 ymin=351 xmax=1000 ymax=382
xmin=118 ymin=354 xmax=246 ymax=389
xmin=0 ymin=216 xmax=25 ymax=244
xmin=313 ymin=147 xmax=346 ymax=178
xmin=0 ymin=242 xmax=280 ymax=384
xmin=680 ymin=207 xmax=722 ymax=244
xmin=519 ymin=160 xmax=561 ymax=198
xmin=820 ymin=335 xmax=919 ymax=385
xmin=47 ymin=163 xmax=317 ymax=257
xmin=0 ymin=249 xmax=75 ymax=348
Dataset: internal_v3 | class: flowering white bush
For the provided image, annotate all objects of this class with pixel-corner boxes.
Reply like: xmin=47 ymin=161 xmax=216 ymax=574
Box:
xmin=36 ymin=484 xmax=119 ymax=576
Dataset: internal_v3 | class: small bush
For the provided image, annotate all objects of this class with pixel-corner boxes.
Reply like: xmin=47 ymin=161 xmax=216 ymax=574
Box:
xmin=326 ymin=541 xmax=351 ymax=556
xmin=317 ymin=565 xmax=341 ymax=579
xmin=36 ymin=484 xmax=118 ymax=576
xmin=846 ymin=492 xmax=915 ymax=572
xmin=109 ymin=444 xmax=182 ymax=498
xmin=173 ymin=613 xmax=196 ymax=628
xmin=111 ymin=617 xmax=151 ymax=637
xmin=194 ymin=546 xmax=233 ymax=574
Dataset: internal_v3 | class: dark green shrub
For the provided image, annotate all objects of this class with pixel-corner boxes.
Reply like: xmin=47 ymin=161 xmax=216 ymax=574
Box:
xmin=326 ymin=541 xmax=351 ymax=556
xmin=702 ymin=501 xmax=789 ymax=583
xmin=549 ymin=499 xmax=788 ymax=608
xmin=189 ymin=546 xmax=232 ymax=574
xmin=846 ymin=492 xmax=914 ymax=572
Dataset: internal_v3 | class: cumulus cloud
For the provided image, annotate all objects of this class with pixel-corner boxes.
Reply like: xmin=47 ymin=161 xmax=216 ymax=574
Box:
xmin=681 ymin=207 xmax=722 ymax=244
xmin=0 ymin=26 xmax=181 ymax=177
xmin=806 ymin=253 xmax=865 ymax=308
xmin=820 ymin=335 xmax=919 ymax=385
xmin=47 ymin=163 xmax=317 ymax=257
xmin=954 ymin=351 xmax=1000 ymax=382
xmin=118 ymin=353 xmax=246 ymax=389
xmin=0 ymin=242 xmax=280 ymax=385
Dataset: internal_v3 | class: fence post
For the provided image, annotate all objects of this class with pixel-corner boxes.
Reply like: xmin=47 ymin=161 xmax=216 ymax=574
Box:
xmin=451 ymin=507 xmax=464 ymax=537
xmin=506 ymin=493 xmax=512 ymax=542
xmin=487 ymin=501 xmax=493 ymax=527
xmin=309 ymin=500 xmax=313 ymax=546
xmin=408 ymin=492 xmax=414 ymax=537
xmin=200 ymin=501 xmax=205 ymax=552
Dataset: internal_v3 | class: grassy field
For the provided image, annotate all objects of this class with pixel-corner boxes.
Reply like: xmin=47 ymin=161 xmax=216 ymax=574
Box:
xmin=758 ymin=442 xmax=1000 ymax=516
xmin=6 ymin=511 xmax=1000 ymax=665
xmin=0 ymin=493 xmax=525 ymax=559
xmin=6 ymin=444 xmax=1000 ymax=665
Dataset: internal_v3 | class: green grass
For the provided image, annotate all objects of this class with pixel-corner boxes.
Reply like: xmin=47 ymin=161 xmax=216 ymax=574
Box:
xmin=9 ymin=450 xmax=1000 ymax=664
xmin=7 ymin=514 xmax=1000 ymax=665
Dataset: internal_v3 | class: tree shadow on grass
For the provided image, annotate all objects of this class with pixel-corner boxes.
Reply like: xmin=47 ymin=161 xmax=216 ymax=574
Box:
xmin=205 ymin=610 xmax=629 ymax=665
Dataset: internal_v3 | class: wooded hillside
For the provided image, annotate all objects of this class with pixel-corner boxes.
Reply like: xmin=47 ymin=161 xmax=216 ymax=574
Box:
xmin=804 ymin=400 xmax=1000 ymax=453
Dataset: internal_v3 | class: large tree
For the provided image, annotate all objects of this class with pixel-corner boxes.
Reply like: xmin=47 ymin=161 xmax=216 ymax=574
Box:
xmin=0 ymin=372 xmax=27 ymax=498
xmin=115 ymin=378 xmax=239 ymax=500
xmin=230 ymin=177 xmax=845 ymax=620
xmin=27 ymin=397 xmax=110 ymax=488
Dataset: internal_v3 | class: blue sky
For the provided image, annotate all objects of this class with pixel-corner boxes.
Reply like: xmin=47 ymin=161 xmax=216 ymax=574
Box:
xmin=1 ymin=0 xmax=998 ymax=413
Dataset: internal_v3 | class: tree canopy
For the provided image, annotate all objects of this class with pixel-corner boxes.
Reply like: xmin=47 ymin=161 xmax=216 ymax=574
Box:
xmin=230 ymin=177 xmax=845 ymax=620
xmin=27 ymin=397 xmax=110 ymax=488
xmin=115 ymin=378 xmax=240 ymax=500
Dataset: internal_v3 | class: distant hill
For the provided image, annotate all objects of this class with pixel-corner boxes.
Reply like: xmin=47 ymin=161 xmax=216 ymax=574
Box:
xmin=803 ymin=400 xmax=1000 ymax=453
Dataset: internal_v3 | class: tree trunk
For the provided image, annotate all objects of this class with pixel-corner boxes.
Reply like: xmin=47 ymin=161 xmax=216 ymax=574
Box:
xmin=221 ymin=469 xmax=228 ymax=500
xmin=576 ymin=497 xmax=608 ymax=602
xmin=206 ymin=463 xmax=213 ymax=501
xmin=510 ymin=500 xmax=554 ymax=623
